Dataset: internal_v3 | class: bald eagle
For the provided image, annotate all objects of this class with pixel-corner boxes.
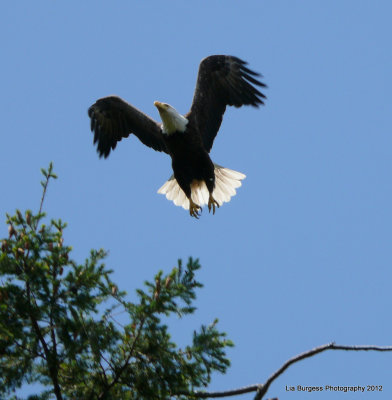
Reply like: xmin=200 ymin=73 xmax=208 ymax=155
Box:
xmin=88 ymin=55 xmax=266 ymax=218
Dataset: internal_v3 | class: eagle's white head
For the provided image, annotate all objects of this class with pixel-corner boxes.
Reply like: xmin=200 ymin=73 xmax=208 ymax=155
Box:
xmin=154 ymin=101 xmax=188 ymax=135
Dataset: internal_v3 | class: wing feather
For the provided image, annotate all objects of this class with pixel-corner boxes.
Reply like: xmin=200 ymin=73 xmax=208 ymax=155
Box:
xmin=186 ymin=55 xmax=267 ymax=152
xmin=88 ymin=96 xmax=167 ymax=158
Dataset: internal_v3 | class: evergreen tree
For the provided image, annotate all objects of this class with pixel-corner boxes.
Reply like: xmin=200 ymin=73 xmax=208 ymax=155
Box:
xmin=0 ymin=164 xmax=233 ymax=400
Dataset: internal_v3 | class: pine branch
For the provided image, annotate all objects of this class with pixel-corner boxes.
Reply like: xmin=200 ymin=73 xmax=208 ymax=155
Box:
xmin=26 ymin=280 xmax=63 ymax=400
xmin=96 ymin=316 xmax=147 ymax=400
xmin=35 ymin=162 xmax=57 ymax=230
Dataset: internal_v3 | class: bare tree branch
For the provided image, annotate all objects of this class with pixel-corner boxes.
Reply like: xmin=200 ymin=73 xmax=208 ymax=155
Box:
xmin=179 ymin=342 xmax=392 ymax=400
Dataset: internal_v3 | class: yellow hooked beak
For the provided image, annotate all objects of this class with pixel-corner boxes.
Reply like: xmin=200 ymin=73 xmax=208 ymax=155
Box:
xmin=154 ymin=101 xmax=165 ymax=111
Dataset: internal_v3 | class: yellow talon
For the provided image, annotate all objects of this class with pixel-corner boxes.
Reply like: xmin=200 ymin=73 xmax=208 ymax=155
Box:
xmin=189 ymin=199 xmax=202 ymax=219
xmin=208 ymin=195 xmax=220 ymax=215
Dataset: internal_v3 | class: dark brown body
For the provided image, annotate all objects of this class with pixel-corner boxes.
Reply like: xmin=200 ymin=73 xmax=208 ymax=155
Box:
xmin=163 ymin=129 xmax=215 ymax=198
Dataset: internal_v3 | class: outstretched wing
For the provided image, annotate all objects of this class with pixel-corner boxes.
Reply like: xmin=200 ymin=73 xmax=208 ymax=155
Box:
xmin=88 ymin=96 xmax=167 ymax=158
xmin=187 ymin=55 xmax=266 ymax=153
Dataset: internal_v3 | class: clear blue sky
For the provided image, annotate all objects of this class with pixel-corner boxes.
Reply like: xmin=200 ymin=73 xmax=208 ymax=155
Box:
xmin=1 ymin=1 xmax=392 ymax=398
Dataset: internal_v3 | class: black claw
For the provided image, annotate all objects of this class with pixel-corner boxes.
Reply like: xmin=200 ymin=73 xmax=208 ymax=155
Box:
xmin=190 ymin=204 xmax=202 ymax=219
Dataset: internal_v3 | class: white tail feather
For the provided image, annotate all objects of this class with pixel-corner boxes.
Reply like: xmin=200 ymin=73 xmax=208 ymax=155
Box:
xmin=157 ymin=164 xmax=246 ymax=210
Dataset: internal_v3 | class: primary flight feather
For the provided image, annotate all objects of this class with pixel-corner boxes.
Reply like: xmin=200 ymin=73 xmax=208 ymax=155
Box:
xmin=88 ymin=55 xmax=266 ymax=218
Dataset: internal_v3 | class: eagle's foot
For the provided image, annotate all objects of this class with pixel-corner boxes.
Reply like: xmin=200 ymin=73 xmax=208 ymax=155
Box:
xmin=189 ymin=199 xmax=202 ymax=219
xmin=208 ymin=195 xmax=220 ymax=215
